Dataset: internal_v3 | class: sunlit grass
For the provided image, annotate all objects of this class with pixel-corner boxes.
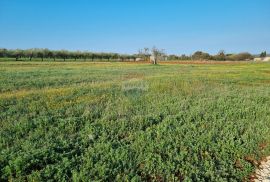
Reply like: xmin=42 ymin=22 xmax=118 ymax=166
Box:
xmin=0 ymin=61 xmax=269 ymax=181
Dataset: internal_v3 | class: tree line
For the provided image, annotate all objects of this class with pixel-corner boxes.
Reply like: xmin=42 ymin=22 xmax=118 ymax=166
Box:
xmin=0 ymin=48 xmax=266 ymax=61
xmin=0 ymin=48 xmax=137 ymax=61
xmin=168 ymin=51 xmax=257 ymax=61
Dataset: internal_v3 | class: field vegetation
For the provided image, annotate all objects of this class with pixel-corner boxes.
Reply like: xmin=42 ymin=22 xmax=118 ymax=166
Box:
xmin=0 ymin=61 xmax=270 ymax=181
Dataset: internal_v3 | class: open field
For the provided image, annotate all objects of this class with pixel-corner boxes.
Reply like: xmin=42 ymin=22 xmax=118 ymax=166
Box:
xmin=0 ymin=61 xmax=270 ymax=181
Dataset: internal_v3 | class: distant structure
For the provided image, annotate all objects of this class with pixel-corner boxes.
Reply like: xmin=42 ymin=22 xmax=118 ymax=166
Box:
xmin=135 ymin=58 xmax=144 ymax=62
xmin=263 ymin=57 xmax=270 ymax=62
xmin=254 ymin=57 xmax=270 ymax=62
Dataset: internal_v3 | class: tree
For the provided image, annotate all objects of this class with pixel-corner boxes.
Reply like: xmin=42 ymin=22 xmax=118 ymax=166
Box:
xmin=214 ymin=50 xmax=226 ymax=61
xmin=12 ymin=49 xmax=23 ymax=61
xmin=192 ymin=51 xmax=211 ymax=60
xmin=103 ymin=53 xmax=110 ymax=61
xmin=181 ymin=54 xmax=191 ymax=60
xmin=151 ymin=47 xmax=165 ymax=65
xmin=138 ymin=48 xmax=151 ymax=61
xmin=227 ymin=52 xmax=253 ymax=61
xmin=58 ymin=50 xmax=69 ymax=61
xmin=0 ymin=48 xmax=8 ymax=58
xmin=91 ymin=53 xmax=96 ymax=61
xmin=43 ymin=49 xmax=50 ymax=60
xmin=260 ymin=51 xmax=267 ymax=58
xmin=71 ymin=51 xmax=80 ymax=61
xmin=37 ymin=49 xmax=44 ymax=61
xmin=25 ymin=49 xmax=34 ymax=61
xmin=168 ymin=54 xmax=179 ymax=60
xmin=121 ymin=54 xmax=130 ymax=61
xmin=47 ymin=50 xmax=55 ymax=61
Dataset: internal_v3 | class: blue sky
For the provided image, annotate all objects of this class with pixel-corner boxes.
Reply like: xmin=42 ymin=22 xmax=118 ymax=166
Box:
xmin=0 ymin=0 xmax=270 ymax=55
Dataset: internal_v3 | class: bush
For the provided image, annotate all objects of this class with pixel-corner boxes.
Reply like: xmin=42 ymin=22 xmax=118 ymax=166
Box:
xmin=214 ymin=51 xmax=226 ymax=61
xmin=227 ymin=53 xmax=253 ymax=61
xmin=192 ymin=51 xmax=212 ymax=60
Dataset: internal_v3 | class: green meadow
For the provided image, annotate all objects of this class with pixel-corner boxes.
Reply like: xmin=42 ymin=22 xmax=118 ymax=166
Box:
xmin=0 ymin=61 xmax=270 ymax=181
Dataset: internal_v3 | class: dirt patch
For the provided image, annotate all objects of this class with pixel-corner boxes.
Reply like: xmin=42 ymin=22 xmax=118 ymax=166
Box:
xmin=251 ymin=156 xmax=270 ymax=182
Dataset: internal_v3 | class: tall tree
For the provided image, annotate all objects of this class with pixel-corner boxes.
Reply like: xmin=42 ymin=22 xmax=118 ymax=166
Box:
xmin=37 ymin=49 xmax=44 ymax=61
xmin=192 ymin=51 xmax=211 ymax=60
xmin=151 ymin=47 xmax=165 ymax=65
xmin=260 ymin=51 xmax=267 ymax=58
xmin=0 ymin=48 xmax=7 ymax=57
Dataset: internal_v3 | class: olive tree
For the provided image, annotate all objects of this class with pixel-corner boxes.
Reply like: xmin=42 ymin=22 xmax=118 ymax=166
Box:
xmin=151 ymin=47 xmax=165 ymax=65
xmin=12 ymin=49 xmax=23 ymax=61
xmin=36 ymin=49 xmax=45 ymax=61
xmin=138 ymin=48 xmax=150 ymax=61
xmin=0 ymin=48 xmax=8 ymax=58
xmin=192 ymin=51 xmax=211 ymax=60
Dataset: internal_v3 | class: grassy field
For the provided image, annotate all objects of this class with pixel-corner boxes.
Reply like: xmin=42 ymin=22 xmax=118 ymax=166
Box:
xmin=0 ymin=61 xmax=270 ymax=181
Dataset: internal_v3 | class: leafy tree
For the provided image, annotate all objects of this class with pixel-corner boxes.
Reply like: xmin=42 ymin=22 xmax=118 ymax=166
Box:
xmin=192 ymin=51 xmax=211 ymax=60
xmin=227 ymin=52 xmax=253 ymax=61
xmin=214 ymin=50 xmax=226 ymax=61
xmin=43 ymin=49 xmax=50 ymax=60
xmin=0 ymin=48 xmax=8 ymax=57
xmin=47 ymin=50 xmax=56 ymax=61
xmin=111 ymin=53 xmax=119 ymax=60
xmin=260 ymin=51 xmax=267 ymax=58
xmin=91 ymin=53 xmax=96 ymax=61
xmin=168 ymin=55 xmax=179 ymax=60
xmin=37 ymin=49 xmax=45 ymax=61
xmin=58 ymin=50 xmax=69 ymax=61
xmin=25 ymin=49 xmax=34 ymax=61
xmin=12 ymin=49 xmax=23 ymax=61
xmin=102 ymin=53 xmax=111 ymax=61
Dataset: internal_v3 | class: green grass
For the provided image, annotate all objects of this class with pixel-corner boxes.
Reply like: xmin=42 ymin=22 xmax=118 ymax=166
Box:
xmin=0 ymin=61 xmax=270 ymax=181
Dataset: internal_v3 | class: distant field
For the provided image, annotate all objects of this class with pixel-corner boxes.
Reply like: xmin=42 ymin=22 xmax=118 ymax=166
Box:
xmin=0 ymin=61 xmax=270 ymax=181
